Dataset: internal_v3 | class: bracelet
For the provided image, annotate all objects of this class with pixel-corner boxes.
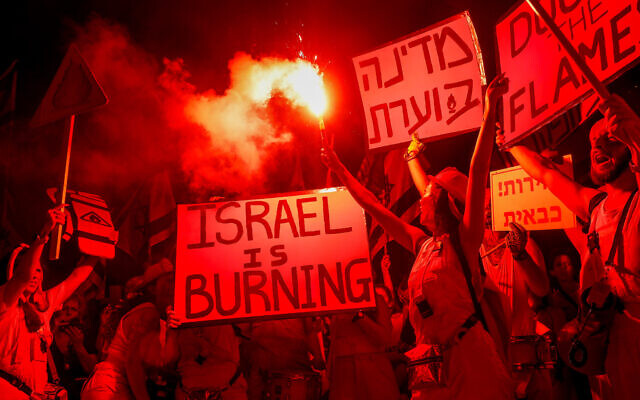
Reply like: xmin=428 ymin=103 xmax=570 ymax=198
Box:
xmin=404 ymin=150 xmax=420 ymax=162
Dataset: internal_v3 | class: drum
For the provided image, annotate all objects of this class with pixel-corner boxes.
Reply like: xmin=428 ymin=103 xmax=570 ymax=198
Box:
xmin=509 ymin=334 xmax=557 ymax=371
xmin=265 ymin=371 xmax=321 ymax=400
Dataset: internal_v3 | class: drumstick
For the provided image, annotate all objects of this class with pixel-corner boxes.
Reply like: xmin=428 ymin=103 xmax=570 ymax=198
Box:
xmin=481 ymin=239 xmax=506 ymax=258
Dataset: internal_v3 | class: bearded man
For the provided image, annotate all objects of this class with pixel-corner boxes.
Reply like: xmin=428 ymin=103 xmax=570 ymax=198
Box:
xmin=497 ymin=95 xmax=640 ymax=400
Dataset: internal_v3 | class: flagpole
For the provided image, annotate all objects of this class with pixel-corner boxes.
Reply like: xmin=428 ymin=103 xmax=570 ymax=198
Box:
xmin=50 ymin=114 xmax=75 ymax=260
xmin=525 ymin=0 xmax=610 ymax=100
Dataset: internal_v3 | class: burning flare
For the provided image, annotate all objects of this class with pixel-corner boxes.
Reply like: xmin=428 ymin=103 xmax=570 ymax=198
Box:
xmin=244 ymin=56 xmax=328 ymax=117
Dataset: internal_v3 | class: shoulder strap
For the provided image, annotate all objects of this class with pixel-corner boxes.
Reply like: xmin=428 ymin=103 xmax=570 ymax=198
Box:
xmin=589 ymin=192 xmax=608 ymax=215
xmin=606 ymin=190 xmax=637 ymax=266
xmin=47 ymin=346 xmax=60 ymax=384
xmin=449 ymin=230 xmax=488 ymax=331
xmin=582 ymin=192 xmax=608 ymax=234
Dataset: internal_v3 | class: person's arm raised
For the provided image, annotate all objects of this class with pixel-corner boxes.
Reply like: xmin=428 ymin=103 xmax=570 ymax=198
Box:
xmin=498 ymin=136 xmax=597 ymax=222
xmin=601 ymin=94 xmax=640 ymax=188
xmin=460 ymin=74 xmax=509 ymax=253
xmin=322 ymin=148 xmax=425 ymax=255
xmin=405 ymin=134 xmax=430 ymax=196
xmin=1 ymin=207 xmax=64 ymax=309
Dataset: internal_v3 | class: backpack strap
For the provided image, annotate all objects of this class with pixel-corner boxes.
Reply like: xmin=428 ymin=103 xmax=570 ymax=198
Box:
xmin=449 ymin=230 xmax=488 ymax=331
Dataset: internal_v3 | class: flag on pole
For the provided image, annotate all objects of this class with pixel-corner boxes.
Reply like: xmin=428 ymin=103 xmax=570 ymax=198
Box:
xmin=30 ymin=45 xmax=107 ymax=127
xmin=367 ymin=149 xmax=421 ymax=261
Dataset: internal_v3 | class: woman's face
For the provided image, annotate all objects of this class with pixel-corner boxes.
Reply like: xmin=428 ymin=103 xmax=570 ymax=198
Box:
xmin=552 ymin=254 xmax=576 ymax=281
xmin=60 ymin=298 xmax=81 ymax=322
xmin=24 ymin=265 xmax=43 ymax=295
xmin=420 ymin=181 xmax=443 ymax=232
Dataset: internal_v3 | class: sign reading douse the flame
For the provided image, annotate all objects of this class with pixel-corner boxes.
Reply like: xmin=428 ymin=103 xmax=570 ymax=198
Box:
xmin=496 ymin=0 xmax=640 ymax=145
xmin=353 ymin=11 xmax=486 ymax=150
xmin=175 ymin=188 xmax=375 ymax=325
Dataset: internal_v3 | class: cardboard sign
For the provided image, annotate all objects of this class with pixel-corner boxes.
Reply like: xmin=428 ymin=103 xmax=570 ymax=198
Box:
xmin=496 ymin=0 xmax=640 ymax=144
xmin=47 ymin=189 xmax=118 ymax=258
xmin=69 ymin=191 xmax=118 ymax=258
xmin=353 ymin=11 xmax=486 ymax=151
xmin=175 ymin=188 xmax=376 ymax=325
xmin=490 ymin=156 xmax=576 ymax=231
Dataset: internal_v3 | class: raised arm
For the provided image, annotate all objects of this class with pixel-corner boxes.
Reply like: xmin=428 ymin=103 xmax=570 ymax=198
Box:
xmin=51 ymin=255 xmax=100 ymax=304
xmin=601 ymin=93 xmax=640 ymax=188
xmin=498 ymin=139 xmax=597 ymax=222
xmin=405 ymin=134 xmax=431 ymax=195
xmin=460 ymin=75 xmax=509 ymax=253
xmin=322 ymin=148 xmax=425 ymax=254
xmin=1 ymin=207 xmax=63 ymax=309
xmin=505 ymin=223 xmax=550 ymax=297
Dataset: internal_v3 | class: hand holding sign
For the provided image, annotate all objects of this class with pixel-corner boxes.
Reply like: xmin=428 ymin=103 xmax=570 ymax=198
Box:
xmin=485 ymin=74 xmax=509 ymax=112
xmin=43 ymin=206 xmax=67 ymax=238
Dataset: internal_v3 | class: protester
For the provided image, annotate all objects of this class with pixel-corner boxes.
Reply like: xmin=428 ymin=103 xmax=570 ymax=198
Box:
xmin=481 ymin=222 xmax=551 ymax=400
xmin=498 ymin=94 xmax=640 ymax=400
xmin=242 ymin=318 xmax=325 ymax=400
xmin=174 ymin=324 xmax=247 ymax=400
xmin=81 ymin=259 xmax=179 ymax=400
xmin=51 ymin=295 xmax=98 ymax=400
xmin=327 ymin=286 xmax=399 ymax=400
xmin=322 ymin=74 xmax=512 ymax=399
xmin=0 ymin=206 xmax=99 ymax=399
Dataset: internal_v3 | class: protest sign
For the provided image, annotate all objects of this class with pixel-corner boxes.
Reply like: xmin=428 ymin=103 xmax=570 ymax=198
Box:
xmin=496 ymin=0 xmax=640 ymax=145
xmin=47 ymin=188 xmax=118 ymax=258
xmin=31 ymin=45 xmax=107 ymax=128
xmin=353 ymin=11 xmax=486 ymax=151
xmin=490 ymin=156 xmax=576 ymax=231
xmin=175 ymin=188 xmax=375 ymax=325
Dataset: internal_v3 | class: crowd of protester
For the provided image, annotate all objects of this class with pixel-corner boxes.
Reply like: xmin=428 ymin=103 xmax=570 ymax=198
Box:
xmin=1 ymin=73 xmax=640 ymax=400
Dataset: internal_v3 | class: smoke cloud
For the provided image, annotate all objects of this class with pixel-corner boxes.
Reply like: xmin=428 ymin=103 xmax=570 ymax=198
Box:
xmin=71 ymin=16 xmax=321 ymax=199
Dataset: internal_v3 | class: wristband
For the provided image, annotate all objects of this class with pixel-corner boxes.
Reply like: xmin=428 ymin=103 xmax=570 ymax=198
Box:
xmin=404 ymin=150 xmax=420 ymax=162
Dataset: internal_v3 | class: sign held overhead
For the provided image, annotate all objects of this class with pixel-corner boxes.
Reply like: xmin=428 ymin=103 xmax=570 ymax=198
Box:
xmin=496 ymin=0 xmax=640 ymax=145
xmin=353 ymin=11 xmax=486 ymax=151
xmin=31 ymin=44 xmax=108 ymax=128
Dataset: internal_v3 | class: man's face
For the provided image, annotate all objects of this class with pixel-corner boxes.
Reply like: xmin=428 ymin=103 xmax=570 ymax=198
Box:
xmin=590 ymin=119 xmax=631 ymax=185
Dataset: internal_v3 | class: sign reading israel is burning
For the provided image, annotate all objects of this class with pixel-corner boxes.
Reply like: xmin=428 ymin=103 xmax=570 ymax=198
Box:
xmin=175 ymin=188 xmax=376 ymax=325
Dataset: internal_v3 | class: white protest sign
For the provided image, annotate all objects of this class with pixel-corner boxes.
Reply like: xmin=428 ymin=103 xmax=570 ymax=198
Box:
xmin=496 ymin=0 xmax=640 ymax=145
xmin=353 ymin=11 xmax=486 ymax=151
xmin=490 ymin=156 xmax=576 ymax=231
xmin=175 ymin=188 xmax=376 ymax=325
